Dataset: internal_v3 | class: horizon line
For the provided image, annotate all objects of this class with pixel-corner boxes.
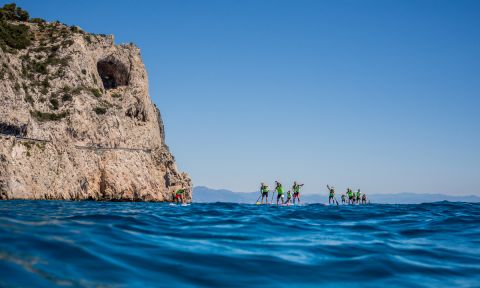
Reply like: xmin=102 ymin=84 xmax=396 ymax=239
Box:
xmin=193 ymin=186 xmax=480 ymax=197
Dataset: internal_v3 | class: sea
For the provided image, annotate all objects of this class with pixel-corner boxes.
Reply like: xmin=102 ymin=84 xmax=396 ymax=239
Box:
xmin=0 ymin=201 xmax=479 ymax=287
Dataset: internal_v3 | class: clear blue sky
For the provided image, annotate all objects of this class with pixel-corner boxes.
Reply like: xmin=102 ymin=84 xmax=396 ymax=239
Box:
xmin=8 ymin=0 xmax=480 ymax=195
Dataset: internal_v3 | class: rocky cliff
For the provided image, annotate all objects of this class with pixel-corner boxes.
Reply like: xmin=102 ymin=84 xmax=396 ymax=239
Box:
xmin=0 ymin=4 xmax=191 ymax=201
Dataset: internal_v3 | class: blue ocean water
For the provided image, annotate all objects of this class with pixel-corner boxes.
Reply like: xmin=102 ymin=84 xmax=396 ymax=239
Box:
xmin=0 ymin=201 xmax=479 ymax=287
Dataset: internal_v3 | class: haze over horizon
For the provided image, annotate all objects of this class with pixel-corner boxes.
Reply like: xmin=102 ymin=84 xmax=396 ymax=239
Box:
xmin=193 ymin=185 xmax=480 ymax=197
xmin=12 ymin=0 xmax=480 ymax=195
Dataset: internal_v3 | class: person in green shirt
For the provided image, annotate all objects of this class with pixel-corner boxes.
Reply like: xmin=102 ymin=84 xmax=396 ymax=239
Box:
xmin=284 ymin=190 xmax=293 ymax=205
xmin=356 ymin=189 xmax=361 ymax=203
xmin=292 ymin=181 xmax=304 ymax=204
xmin=260 ymin=183 xmax=269 ymax=204
xmin=175 ymin=189 xmax=185 ymax=204
xmin=327 ymin=185 xmax=336 ymax=204
xmin=347 ymin=188 xmax=354 ymax=204
xmin=275 ymin=181 xmax=284 ymax=205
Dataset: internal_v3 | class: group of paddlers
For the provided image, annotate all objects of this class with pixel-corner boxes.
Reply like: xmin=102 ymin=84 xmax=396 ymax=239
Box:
xmin=258 ymin=181 xmax=304 ymax=205
xmin=174 ymin=182 xmax=368 ymax=205
xmin=327 ymin=185 xmax=368 ymax=205
xmin=258 ymin=182 xmax=368 ymax=205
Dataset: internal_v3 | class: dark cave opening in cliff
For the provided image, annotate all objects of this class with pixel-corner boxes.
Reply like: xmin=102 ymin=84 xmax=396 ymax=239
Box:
xmin=96 ymin=57 xmax=129 ymax=90
xmin=0 ymin=122 xmax=27 ymax=137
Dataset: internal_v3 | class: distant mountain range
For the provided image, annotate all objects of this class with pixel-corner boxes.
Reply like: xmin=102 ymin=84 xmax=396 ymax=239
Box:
xmin=193 ymin=186 xmax=480 ymax=204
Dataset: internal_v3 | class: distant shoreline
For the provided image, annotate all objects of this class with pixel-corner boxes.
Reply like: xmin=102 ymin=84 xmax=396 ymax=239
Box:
xmin=193 ymin=186 xmax=480 ymax=204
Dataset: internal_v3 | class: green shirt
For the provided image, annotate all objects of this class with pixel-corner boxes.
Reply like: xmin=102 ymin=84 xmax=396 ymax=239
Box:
xmin=176 ymin=189 xmax=184 ymax=195
xmin=261 ymin=186 xmax=269 ymax=193
xmin=276 ymin=185 xmax=284 ymax=195
xmin=293 ymin=184 xmax=301 ymax=193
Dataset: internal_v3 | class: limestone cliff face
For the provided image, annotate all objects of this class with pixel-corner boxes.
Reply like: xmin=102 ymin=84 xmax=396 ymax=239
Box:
xmin=0 ymin=7 xmax=191 ymax=201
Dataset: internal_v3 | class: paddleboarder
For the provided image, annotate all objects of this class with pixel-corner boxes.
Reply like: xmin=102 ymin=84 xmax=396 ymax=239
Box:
xmin=175 ymin=188 xmax=185 ymax=204
xmin=292 ymin=181 xmax=304 ymax=204
xmin=347 ymin=188 xmax=354 ymax=204
xmin=275 ymin=181 xmax=285 ymax=205
xmin=259 ymin=182 xmax=269 ymax=204
xmin=327 ymin=185 xmax=336 ymax=204
xmin=284 ymin=190 xmax=293 ymax=205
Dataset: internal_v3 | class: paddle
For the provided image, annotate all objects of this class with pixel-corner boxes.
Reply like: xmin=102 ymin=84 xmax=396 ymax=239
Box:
xmin=270 ymin=190 xmax=276 ymax=205
xmin=255 ymin=193 xmax=262 ymax=204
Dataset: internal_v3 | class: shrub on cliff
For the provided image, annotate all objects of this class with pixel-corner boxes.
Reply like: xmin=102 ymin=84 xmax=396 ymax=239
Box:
xmin=0 ymin=3 xmax=29 ymax=22
xmin=30 ymin=18 xmax=45 ymax=24
xmin=84 ymin=35 xmax=92 ymax=44
xmin=61 ymin=93 xmax=72 ymax=102
xmin=0 ymin=4 xmax=31 ymax=51
xmin=49 ymin=98 xmax=59 ymax=110
xmin=90 ymin=88 xmax=102 ymax=98
xmin=45 ymin=55 xmax=71 ymax=67
xmin=24 ymin=93 xmax=34 ymax=105
xmin=0 ymin=20 xmax=31 ymax=50
xmin=30 ymin=110 xmax=68 ymax=122
xmin=0 ymin=3 xmax=31 ymax=52
xmin=0 ymin=64 xmax=6 ymax=79
xmin=32 ymin=61 xmax=47 ymax=74
xmin=94 ymin=107 xmax=107 ymax=115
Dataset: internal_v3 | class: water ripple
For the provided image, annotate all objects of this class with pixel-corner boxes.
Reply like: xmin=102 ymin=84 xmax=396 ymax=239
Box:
xmin=0 ymin=201 xmax=479 ymax=287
